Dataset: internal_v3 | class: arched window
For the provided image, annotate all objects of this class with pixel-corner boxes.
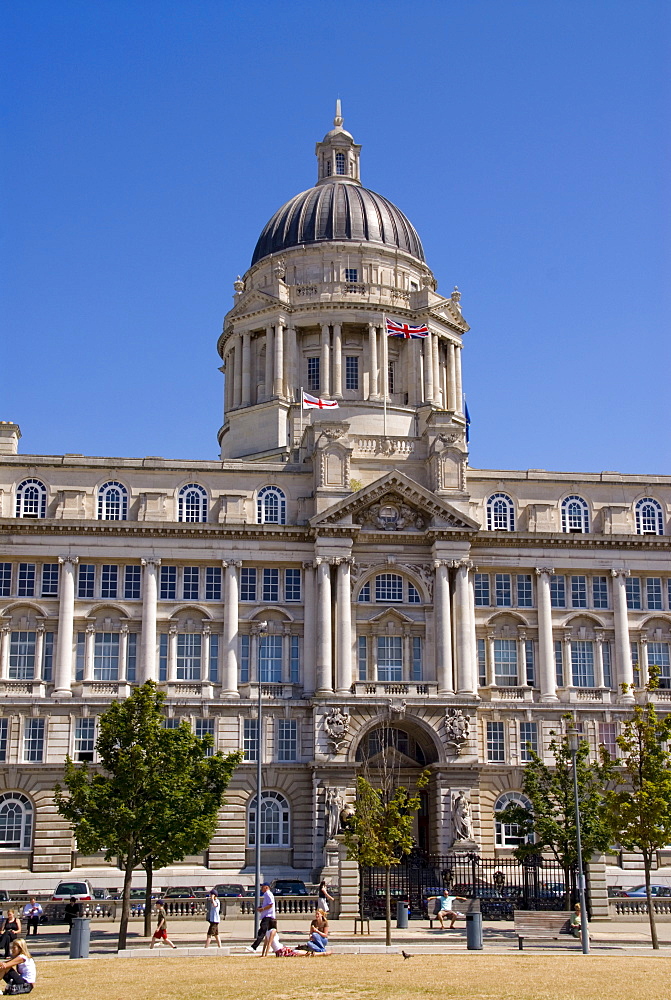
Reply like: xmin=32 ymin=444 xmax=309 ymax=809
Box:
xmin=256 ymin=486 xmax=286 ymax=525
xmin=15 ymin=480 xmax=46 ymax=519
xmin=486 ymin=493 xmax=515 ymax=531
xmin=97 ymin=481 xmax=128 ymax=521
xmin=561 ymin=495 xmax=589 ymax=533
xmin=494 ymin=791 xmax=533 ymax=848
xmin=0 ymin=792 xmax=34 ymax=850
xmin=335 ymin=152 xmax=346 ymax=175
xmin=635 ymin=498 xmax=664 ymax=535
xmin=178 ymin=484 xmax=208 ymax=523
xmin=248 ymin=791 xmax=290 ymax=847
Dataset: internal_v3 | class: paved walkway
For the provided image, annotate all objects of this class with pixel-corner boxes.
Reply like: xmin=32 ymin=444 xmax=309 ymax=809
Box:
xmin=20 ymin=915 xmax=671 ymax=959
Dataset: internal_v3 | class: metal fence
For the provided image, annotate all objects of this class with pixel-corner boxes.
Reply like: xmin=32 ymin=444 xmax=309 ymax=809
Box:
xmin=361 ymin=851 xmax=579 ymax=921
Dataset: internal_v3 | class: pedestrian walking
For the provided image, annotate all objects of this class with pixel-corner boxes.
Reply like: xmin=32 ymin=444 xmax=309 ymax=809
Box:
xmin=150 ymin=902 xmax=176 ymax=949
xmin=20 ymin=903 xmax=42 ymax=939
xmin=246 ymin=882 xmax=276 ymax=952
xmin=205 ymin=891 xmax=221 ymax=948
xmin=317 ymin=880 xmax=334 ymax=914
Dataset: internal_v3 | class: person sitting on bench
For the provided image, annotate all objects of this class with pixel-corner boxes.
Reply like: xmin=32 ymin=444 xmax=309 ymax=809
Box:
xmin=426 ymin=889 xmax=468 ymax=929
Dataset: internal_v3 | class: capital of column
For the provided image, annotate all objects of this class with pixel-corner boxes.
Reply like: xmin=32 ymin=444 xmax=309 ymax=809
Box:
xmin=120 ymin=623 xmax=129 ymax=635
xmin=433 ymin=559 xmax=451 ymax=570
xmin=452 ymin=559 xmax=473 ymax=571
xmin=168 ymin=623 xmax=178 ymax=636
xmin=202 ymin=624 xmax=211 ymax=637
xmin=58 ymin=555 xmax=79 ymax=567
xmin=302 ymin=560 xmax=315 ymax=570
xmin=141 ymin=557 xmax=161 ymax=569
xmin=611 ymin=568 xmax=630 ymax=579
xmin=535 ymin=566 xmax=555 ymax=577
xmin=85 ymin=622 xmax=95 ymax=635
xmin=638 ymin=634 xmax=648 ymax=646
xmin=334 ymin=556 xmax=354 ymax=567
xmin=222 ymin=559 xmax=242 ymax=569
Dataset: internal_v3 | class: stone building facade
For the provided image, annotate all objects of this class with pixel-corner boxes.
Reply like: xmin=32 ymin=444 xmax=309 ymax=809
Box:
xmin=0 ymin=106 xmax=669 ymax=888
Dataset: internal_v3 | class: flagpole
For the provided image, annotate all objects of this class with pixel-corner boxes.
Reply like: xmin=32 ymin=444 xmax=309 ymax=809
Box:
xmin=382 ymin=314 xmax=387 ymax=438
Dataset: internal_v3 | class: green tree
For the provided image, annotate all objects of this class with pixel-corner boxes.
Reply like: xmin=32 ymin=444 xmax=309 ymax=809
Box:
xmin=604 ymin=680 xmax=671 ymax=950
xmin=55 ymin=682 xmax=242 ymax=949
xmin=496 ymin=719 xmax=613 ymax=912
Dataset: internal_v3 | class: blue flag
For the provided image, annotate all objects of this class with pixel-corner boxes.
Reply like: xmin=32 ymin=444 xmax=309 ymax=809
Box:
xmin=464 ymin=399 xmax=471 ymax=444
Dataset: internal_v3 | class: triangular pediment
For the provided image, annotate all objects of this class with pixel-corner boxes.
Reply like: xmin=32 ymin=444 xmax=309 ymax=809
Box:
xmin=368 ymin=607 xmax=414 ymax=625
xmin=310 ymin=471 xmax=478 ymax=531
xmin=228 ymin=288 xmax=282 ymax=319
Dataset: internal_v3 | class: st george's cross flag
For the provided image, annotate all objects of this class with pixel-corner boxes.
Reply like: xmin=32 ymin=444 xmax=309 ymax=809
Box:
xmin=302 ymin=391 xmax=339 ymax=410
xmin=385 ymin=317 xmax=430 ymax=339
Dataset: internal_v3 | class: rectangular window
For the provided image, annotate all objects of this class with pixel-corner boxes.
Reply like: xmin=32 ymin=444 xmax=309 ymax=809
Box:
xmin=159 ymin=633 xmax=168 ymax=682
xmin=602 ymin=641 xmax=612 ymax=688
xmin=74 ymin=717 xmax=95 ymax=762
xmin=124 ymin=565 xmax=141 ymax=600
xmin=631 ymin=641 xmax=640 ymax=687
xmin=284 ymin=568 xmax=301 ymax=602
xmin=520 ymin=721 xmax=538 ymax=762
xmin=101 ymin=565 xmax=118 ymax=600
xmin=205 ymin=567 xmax=222 ymax=601
xmin=195 ymin=718 xmax=215 ymax=756
xmin=345 ymin=267 xmax=358 ymax=283
xmin=94 ymin=632 xmax=119 ymax=681
xmin=159 ymin=566 xmax=176 ymax=601
xmin=474 ymin=573 xmax=490 ymax=607
xmin=626 ymin=577 xmax=642 ymax=610
xmin=183 ymin=566 xmax=199 ymax=601
xmin=177 ymin=634 xmax=201 ymax=681
xmin=262 ymin=568 xmax=279 ymax=603
xmin=163 ymin=718 xmax=180 ymax=729
xmin=570 ymin=575 xmax=587 ymax=608
xmin=24 ymin=718 xmax=45 ymax=762
xmin=239 ymin=634 xmax=250 ymax=684
xmin=377 ymin=635 xmax=402 ymax=682
xmin=592 ymin=576 xmax=608 ymax=609
xmin=307 ymin=356 xmax=320 ymax=392
xmin=412 ymin=636 xmax=423 ymax=681
xmin=494 ymin=573 xmax=512 ymax=607
xmin=599 ymin=722 xmax=617 ymax=759
xmin=18 ymin=563 xmax=36 ymax=598
xmin=259 ymin=635 xmax=282 ymax=683
xmin=550 ymin=574 xmax=566 ymax=608
xmin=42 ymin=631 xmax=54 ymax=682
xmin=278 ymin=719 xmax=298 ymax=762
xmin=646 ymin=578 xmax=663 ymax=611
xmin=387 ymin=361 xmax=395 ymax=394
xmin=477 ymin=637 xmax=486 ymax=686
xmin=9 ymin=631 xmax=35 ymax=680
xmin=571 ymin=640 xmax=595 ymax=687
xmin=240 ymin=568 xmax=257 ymax=602
xmin=648 ymin=642 xmax=671 ymax=688
xmin=494 ymin=639 xmax=517 ymax=686
xmin=487 ymin=721 xmax=505 ymax=763
xmin=358 ymin=635 xmax=368 ymax=681
xmin=41 ymin=563 xmax=59 ymax=597
xmin=126 ymin=633 xmax=137 ymax=683
xmin=554 ymin=640 xmax=564 ymax=687
xmin=75 ymin=633 xmax=85 ymax=681
xmin=345 ymin=355 xmax=359 ymax=390
xmin=0 ymin=719 xmax=8 ymax=762
xmin=78 ymin=564 xmax=95 ymax=599
xmin=517 ymin=575 xmax=533 ymax=608
xmin=668 ymin=579 xmax=671 ymax=612
xmin=290 ymin=635 xmax=299 ymax=683
xmin=0 ymin=564 xmax=11 ymax=598
xmin=209 ymin=633 xmax=219 ymax=683
xmin=525 ymin=640 xmax=535 ymax=686
xmin=375 ymin=573 xmax=403 ymax=602
xmin=243 ymin=718 xmax=258 ymax=762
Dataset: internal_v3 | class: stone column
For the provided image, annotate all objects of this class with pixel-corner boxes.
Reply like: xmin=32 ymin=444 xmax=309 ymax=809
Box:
xmin=517 ymin=633 xmax=527 ymax=687
xmin=264 ymin=325 xmax=274 ymax=400
xmin=563 ymin=630 xmax=573 ymax=687
xmin=34 ymin=625 xmax=45 ymax=682
xmin=286 ymin=325 xmax=297 ymax=402
xmin=535 ymin=568 xmax=558 ymax=701
xmin=119 ymin=624 xmax=129 ymax=683
xmin=233 ymin=335 xmax=243 ymax=408
xmin=368 ymin=323 xmax=378 ymax=399
xmin=423 ymin=334 xmax=434 ymax=403
xmin=320 ymin=323 xmax=331 ymax=396
xmin=224 ymin=350 xmax=232 ymax=413
xmin=0 ymin=626 xmax=9 ymax=681
xmin=447 ymin=342 xmax=457 ymax=411
xmin=201 ymin=625 xmax=211 ymax=684
xmin=455 ymin=344 xmax=463 ymax=414
xmin=639 ymin=636 xmax=649 ymax=689
xmin=381 ymin=322 xmax=389 ymax=401
xmin=454 ymin=560 xmax=475 ymax=694
xmin=140 ymin=558 xmax=160 ymax=683
xmin=53 ymin=555 xmax=77 ymax=697
xmin=316 ymin=558 xmax=333 ymax=694
xmin=432 ymin=332 xmax=441 ymax=407
xmin=241 ymin=331 xmax=252 ymax=406
xmin=333 ymin=323 xmax=343 ymax=398
xmin=168 ymin=624 xmax=178 ymax=682
xmin=273 ymin=322 xmax=284 ymax=397
xmin=434 ymin=560 xmax=453 ymax=694
xmin=282 ymin=625 xmax=291 ymax=684
xmin=222 ymin=560 xmax=240 ymax=696
xmin=594 ymin=633 xmax=605 ymax=689
xmin=612 ymin=570 xmax=635 ymax=702
xmin=467 ymin=569 xmax=478 ymax=692
xmin=486 ymin=630 xmax=496 ymax=687
xmin=302 ymin=561 xmax=316 ymax=696
xmin=335 ymin=558 xmax=352 ymax=693
xmin=84 ymin=624 xmax=95 ymax=682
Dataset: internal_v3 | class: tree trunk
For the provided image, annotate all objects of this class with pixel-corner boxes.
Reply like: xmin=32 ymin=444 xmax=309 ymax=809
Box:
xmin=385 ymin=865 xmax=391 ymax=948
xmin=117 ymin=843 xmax=135 ymax=951
xmin=644 ymin=853 xmax=659 ymax=950
xmin=358 ymin=866 xmax=365 ymax=935
xmin=143 ymin=857 xmax=153 ymax=938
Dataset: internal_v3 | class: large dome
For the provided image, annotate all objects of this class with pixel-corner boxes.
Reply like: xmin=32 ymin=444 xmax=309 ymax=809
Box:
xmin=251 ymin=181 xmax=425 ymax=266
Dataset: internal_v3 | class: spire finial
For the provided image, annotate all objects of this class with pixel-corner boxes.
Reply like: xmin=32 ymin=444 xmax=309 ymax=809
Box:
xmin=334 ymin=99 xmax=343 ymax=128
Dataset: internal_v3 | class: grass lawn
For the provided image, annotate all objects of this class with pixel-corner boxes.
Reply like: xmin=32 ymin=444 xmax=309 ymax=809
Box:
xmin=36 ymin=954 xmax=670 ymax=1000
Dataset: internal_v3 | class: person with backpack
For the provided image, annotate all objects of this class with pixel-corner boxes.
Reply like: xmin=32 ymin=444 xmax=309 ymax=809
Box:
xmin=0 ymin=938 xmax=36 ymax=994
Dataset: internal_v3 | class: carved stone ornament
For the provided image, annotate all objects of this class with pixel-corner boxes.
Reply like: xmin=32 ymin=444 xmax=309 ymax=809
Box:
xmin=317 ymin=421 xmax=350 ymax=443
xmin=323 ymin=707 xmax=350 ymax=753
xmin=451 ymin=788 xmax=474 ymax=844
xmin=444 ymin=708 xmax=470 ymax=753
xmin=361 ymin=494 xmax=426 ymax=531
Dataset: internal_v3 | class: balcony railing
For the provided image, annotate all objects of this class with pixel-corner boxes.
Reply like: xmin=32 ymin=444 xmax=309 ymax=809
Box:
xmin=351 ymin=682 xmax=437 ymax=697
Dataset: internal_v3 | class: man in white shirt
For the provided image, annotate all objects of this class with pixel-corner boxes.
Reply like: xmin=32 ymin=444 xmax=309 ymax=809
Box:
xmin=205 ymin=891 xmax=221 ymax=948
xmin=246 ymin=883 xmax=276 ymax=952
xmin=21 ymin=900 xmax=43 ymax=937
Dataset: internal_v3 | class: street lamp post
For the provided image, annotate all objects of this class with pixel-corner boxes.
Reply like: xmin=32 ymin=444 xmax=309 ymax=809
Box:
xmin=254 ymin=621 xmax=267 ymax=938
xmin=567 ymin=725 xmax=590 ymax=955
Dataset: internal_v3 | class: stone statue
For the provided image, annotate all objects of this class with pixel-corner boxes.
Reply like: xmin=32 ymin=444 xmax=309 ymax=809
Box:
xmin=452 ymin=790 xmax=474 ymax=843
xmin=325 ymin=786 xmax=343 ymax=842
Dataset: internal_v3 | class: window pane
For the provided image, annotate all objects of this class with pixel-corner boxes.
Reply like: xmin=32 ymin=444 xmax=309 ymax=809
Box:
xmin=241 ymin=568 xmax=257 ymax=601
xmin=41 ymin=563 xmax=59 ymax=596
xmin=243 ymin=718 xmax=258 ymax=761
xmin=412 ymin=637 xmax=422 ymax=681
xmin=195 ymin=719 xmax=215 ymax=756
xmin=494 ymin=574 xmax=512 ymax=607
xmin=278 ymin=720 xmax=297 ymax=762
xmin=474 ymin=573 xmax=490 ymax=606
xmin=24 ymin=719 xmax=45 ymax=762
xmin=101 ymin=565 xmax=118 ymax=599
xmin=290 ymin=635 xmax=299 ymax=683
xmin=345 ymin=355 xmax=359 ymax=389
xmin=0 ymin=564 xmax=11 ymax=598
xmin=239 ymin=634 xmax=250 ymax=684
xmin=626 ymin=577 xmax=641 ymax=610
xmin=18 ymin=563 xmax=36 ymax=598
xmin=550 ymin=575 xmax=566 ymax=608
xmin=285 ymin=568 xmax=301 ymax=602
xmin=176 ymin=633 xmax=201 ymax=680
xmin=183 ymin=566 xmax=199 ymax=601
xmin=570 ymin=576 xmax=587 ymax=608
xmin=517 ymin=575 xmax=532 ymax=607
xmin=9 ymin=631 xmax=36 ymax=679
xmin=94 ymin=633 xmax=119 ymax=681
xmin=571 ymin=641 xmax=595 ymax=687
xmin=263 ymin=568 xmax=279 ymax=603
xmin=377 ymin=636 xmax=402 ymax=682
xmin=358 ymin=636 xmax=368 ymax=681
xmin=520 ymin=722 xmax=538 ymax=761
xmin=307 ymin=357 xmax=320 ymax=391
xmin=75 ymin=718 xmax=95 ymax=762
xmin=209 ymin=633 xmax=219 ymax=683
xmin=206 ymin=566 xmax=222 ymax=601
xmin=159 ymin=566 xmax=176 ymax=600
xmin=646 ymin=578 xmax=662 ymax=611
xmin=592 ymin=576 xmax=608 ymax=609
xmin=487 ymin=722 xmax=505 ymax=762
xmin=494 ymin=639 xmax=517 ymax=686
xmin=375 ymin=574 xmax=403 ymax=602
xmin=259 ymin=635 xmax=282 ymax=682
xmin=124 ymin=565 xmax=141 ymax=600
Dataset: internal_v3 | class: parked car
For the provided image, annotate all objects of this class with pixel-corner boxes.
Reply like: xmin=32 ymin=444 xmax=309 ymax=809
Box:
xmin=51 ymin=880 xmax=94 ymax=901
xmin=621 ymin=884 xmax=671 ymax=897
xmin=211 ymin=883 xmax=247 ymax=897
xmin=92 ymin=888 xmax=111 ymax=901
xmin=0 ymin=891 xmax=9 ymax=902
xmin=162 ymin=886 xmax=197 ymax=899
xmin=270 ymin=879 xmax=308 ymax=896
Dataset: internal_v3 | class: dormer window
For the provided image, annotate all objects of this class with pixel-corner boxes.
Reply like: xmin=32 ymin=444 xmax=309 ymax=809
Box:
xmin=335 ymin=152 xmax=346 ymax=175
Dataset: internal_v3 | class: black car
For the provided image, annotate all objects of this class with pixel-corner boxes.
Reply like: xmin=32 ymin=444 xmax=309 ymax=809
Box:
xmin=211 ymin=883 xmax=247 ymax=897
xmin=270 ymin=879 xmax=308 ymax=896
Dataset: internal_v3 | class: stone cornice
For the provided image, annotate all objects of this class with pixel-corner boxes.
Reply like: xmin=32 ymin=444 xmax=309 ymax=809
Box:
xmin=0 ymin=519 xmax=310 ymax=542
xmin=472 ymin=531 xmax=671 ymax=551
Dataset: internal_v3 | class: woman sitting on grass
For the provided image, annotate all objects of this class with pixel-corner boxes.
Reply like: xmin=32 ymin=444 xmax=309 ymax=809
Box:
xmin=0 ymin=939 xmax=36 ymax=995
xmin=306 ymin=908 xmax=331 ymax=954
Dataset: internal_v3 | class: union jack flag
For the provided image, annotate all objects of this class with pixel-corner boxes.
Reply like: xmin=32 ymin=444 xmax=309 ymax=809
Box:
xmin=302 ymin=391 xmax=339 ymax=410
xmin=385 ymin=317 xmax=429 ymax=339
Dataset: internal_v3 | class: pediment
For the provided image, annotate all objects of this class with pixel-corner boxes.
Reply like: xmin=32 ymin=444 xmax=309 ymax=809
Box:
xmin=368 ymin=607 xmax=414 ymax=625
xmin=310 ymin=471 xmax=478 ymax=531
xmin=228 ymin=288 xmax=281 ymax=319
xmin=429 ymin=300 xmax=470 ymax=332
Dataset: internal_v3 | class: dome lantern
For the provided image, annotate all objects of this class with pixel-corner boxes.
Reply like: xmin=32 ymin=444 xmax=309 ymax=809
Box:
xmin=315 ymin=100 xmax=362 ymax=186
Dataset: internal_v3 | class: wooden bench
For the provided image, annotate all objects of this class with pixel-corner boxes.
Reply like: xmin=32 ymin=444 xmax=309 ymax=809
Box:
xmin=513 ymin=910 xmax=574 ymax=950
xmin=428 ymin=898 xmax=479 ymax=929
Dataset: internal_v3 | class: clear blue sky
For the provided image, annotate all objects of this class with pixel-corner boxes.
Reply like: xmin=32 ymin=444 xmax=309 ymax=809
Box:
xmin=2 ymin=0 xmax=669 ymax=474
